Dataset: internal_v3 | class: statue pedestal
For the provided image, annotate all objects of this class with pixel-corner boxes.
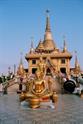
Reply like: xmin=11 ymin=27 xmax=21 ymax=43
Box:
xmin=29 ymin=98 xmax=40 ymax=108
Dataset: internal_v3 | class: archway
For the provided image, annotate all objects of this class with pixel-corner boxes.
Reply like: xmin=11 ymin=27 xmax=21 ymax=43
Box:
xmin=60 ymin=67 xmax=66 ymax=74
xmin=46 ymin=68 xmax=51 ymax=75
xmin=32 ymin=68 xmax=37 ymax=74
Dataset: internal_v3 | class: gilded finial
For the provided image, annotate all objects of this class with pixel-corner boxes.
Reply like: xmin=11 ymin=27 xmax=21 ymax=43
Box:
xmin=74 ymin=51 xmax=80 ymax=74
xmin=75 ymin=51 xmax=79 ymax=68
xmin=63 ymin=35 xmax=67 ymax=52
xmin=30 ymin=37 xmax=34 ymax=53
xmin=31 ymin=37 xmax=34 ymax=48
xmin=20 ymin=52 xmax=23 ymax=65
xmin=17 ymin=52 xmax=24 ymax=76
xmin=45 ymin=9 xmax=51 ymax=32
xmin=46 ymin=9 xmax=50 ymax=17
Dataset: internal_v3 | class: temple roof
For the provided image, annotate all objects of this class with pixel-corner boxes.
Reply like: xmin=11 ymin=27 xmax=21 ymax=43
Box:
xmin=25 ymin=12 xmax=72 ymax=61
xmin=36 ymin=40 xmax=44 ymax=51
xmin=25 ymin=51 xmax=72 ymax=60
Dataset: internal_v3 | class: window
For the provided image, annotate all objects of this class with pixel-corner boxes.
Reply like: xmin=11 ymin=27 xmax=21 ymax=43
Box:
xmin=32 ymin=68 xmax=37 ymax=74
xmin=61 ymin=59 xmax=65 ymax=64
xmin=32 ymin=60 xmax=36 ymax=64
xmin=60 ymin=68 xmax=66 ymax=74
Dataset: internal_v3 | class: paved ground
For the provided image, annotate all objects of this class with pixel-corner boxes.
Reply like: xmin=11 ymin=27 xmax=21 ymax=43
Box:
xmin=0 ymin=93 xmax=83 ymax=124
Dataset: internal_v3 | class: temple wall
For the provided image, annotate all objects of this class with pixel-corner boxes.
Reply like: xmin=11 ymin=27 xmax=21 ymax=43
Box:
xmin=27 ymin=56 xmax=71 ymax=75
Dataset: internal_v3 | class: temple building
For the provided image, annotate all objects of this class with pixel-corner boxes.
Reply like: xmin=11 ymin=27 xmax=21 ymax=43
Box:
xmin=25 ymin=13 xmax=72 ymax=76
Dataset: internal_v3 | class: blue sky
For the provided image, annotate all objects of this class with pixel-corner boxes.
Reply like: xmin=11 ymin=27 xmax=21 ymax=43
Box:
xmin=0 ymin=0 xmax=83 ymax=74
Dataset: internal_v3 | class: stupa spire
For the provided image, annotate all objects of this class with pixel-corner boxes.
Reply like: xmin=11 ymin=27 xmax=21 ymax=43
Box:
xmin=45 ymin=10 xmax=51 ymax=32
xmin=30 ymin=37 xmax=34 ymax=53
xmin=63 ymin=36 xmax=67 ymax=52
xmin=20 ymin=52 xmax=23 ymax=65
xmin=43 ymin=10 xmax=56 ymax=50
xmin=17 ymin=52 xmax=24 ymax=76
xmin=75 ymin=51 xmax=79 ymax=69
xmin=44 ymin=10 xmax=53 ymax=41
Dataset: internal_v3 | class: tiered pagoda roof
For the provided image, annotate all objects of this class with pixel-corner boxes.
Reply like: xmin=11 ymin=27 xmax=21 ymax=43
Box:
xmin=25 ymin=12 xmax=72 ymax=60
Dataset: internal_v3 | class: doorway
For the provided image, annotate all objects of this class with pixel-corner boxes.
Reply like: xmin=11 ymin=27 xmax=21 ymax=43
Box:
xmin=32 ymin=68 xmax=37 ymax=74
xmin=60 ymin=67 xmax=66 ymax=74
xmin=46 ymin=68 xmax=51 ymax=75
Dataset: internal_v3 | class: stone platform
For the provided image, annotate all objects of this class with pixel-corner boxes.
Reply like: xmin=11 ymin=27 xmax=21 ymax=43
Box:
xmin=0 ymin=93 xmax=83 ymax=124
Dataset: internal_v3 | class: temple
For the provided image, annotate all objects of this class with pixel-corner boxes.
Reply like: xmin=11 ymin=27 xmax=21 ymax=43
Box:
xmin=2 ymin=12 xmax=83 ymax=108
xmin=25 ymin=11 xmax=72 ymax=76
